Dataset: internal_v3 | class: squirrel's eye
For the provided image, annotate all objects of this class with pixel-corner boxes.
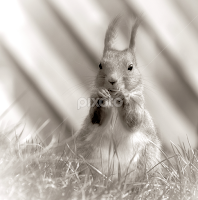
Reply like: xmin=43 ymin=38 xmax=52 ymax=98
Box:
xmin=99 ymin=63 xmax=102 ymax=69
xmin=128 ymin=64 xmax=133 ymax=71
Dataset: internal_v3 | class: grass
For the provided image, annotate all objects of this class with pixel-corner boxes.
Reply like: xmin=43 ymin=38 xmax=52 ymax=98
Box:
xmin=0 ymin=128 xmax=198 ymax=200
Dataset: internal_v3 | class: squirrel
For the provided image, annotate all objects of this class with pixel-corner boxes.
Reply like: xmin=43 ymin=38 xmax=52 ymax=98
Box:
xmin=75 ymin=17 xmax=162 ymax=181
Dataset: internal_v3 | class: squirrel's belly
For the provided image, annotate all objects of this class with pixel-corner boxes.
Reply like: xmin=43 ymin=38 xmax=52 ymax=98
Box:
xmin=90 ymin=107 xmax=145 ymax=173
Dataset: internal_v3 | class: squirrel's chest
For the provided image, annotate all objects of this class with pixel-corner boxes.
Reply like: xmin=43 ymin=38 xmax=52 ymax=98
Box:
xmin=90 ymin=107 xmax=145 ymax=170
xmin=85 ymin=107 xmax=149 ymax=173
xmin=101 ymin=106 xmax=130 ymax=138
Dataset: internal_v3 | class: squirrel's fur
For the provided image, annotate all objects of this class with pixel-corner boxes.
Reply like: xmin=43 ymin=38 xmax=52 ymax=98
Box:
xmin=76 ymin=17 xmax=162 ymax=181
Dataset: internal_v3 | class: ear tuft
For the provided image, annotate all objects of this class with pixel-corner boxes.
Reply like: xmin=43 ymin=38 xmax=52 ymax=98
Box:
xmin=104 ymin=16 xmax=121 ymax=53
xmin=129 ymin=17 xmax=142 ymax=50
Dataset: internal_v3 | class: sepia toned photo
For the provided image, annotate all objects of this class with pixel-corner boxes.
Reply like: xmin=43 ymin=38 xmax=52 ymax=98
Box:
xmin=0 ymin=0 xmax=198 ymax=199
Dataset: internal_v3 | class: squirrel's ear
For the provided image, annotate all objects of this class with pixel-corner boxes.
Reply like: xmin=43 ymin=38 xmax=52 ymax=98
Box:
xmin=104 ymin=16 xmax=121 ymax=53
xmin=129 ymin=17 xmax=141 ymax=50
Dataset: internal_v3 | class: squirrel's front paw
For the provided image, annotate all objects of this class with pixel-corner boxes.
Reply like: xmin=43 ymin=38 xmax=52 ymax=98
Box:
xmin=98 ymin=88 xmax=111 ymax=99
xmin=97 ymin=88 xmax=112 ymax=107
xmin=111 ymin=90 xmax=130 ymax=107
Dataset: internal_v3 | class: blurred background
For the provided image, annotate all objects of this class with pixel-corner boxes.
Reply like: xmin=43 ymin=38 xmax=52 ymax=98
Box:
xmin=0 ymin=0 xmax=197 ymax=152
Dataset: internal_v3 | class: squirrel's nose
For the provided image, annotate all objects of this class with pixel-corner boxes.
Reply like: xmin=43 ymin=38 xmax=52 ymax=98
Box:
xmin=109 ymin=80 xmax=117 ymax=85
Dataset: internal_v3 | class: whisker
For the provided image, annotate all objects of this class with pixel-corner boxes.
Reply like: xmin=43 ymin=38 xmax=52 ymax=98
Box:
xmin=63 ymin=80 xmax=95 ymax=95
xmin=143 ymin=86 xmax=158 ymax=96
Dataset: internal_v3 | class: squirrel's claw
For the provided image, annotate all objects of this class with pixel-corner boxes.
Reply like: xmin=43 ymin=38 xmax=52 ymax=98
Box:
xmin=98 ymin=88 xmax=111 ymax=99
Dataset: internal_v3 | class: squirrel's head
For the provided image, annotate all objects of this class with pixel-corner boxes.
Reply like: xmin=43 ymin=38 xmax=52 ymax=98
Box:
xmin=96 ymin=17 xmax=142 ymax=92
